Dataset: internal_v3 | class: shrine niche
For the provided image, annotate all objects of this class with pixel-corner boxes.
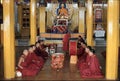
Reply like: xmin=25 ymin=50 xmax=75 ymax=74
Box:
xmin=94 ymin=6 xmax=103 ymax=22
xmin=46 ymin=3 xmax=79 ymax=33
xmin=93 ymin=4 xmax=106 ymax=38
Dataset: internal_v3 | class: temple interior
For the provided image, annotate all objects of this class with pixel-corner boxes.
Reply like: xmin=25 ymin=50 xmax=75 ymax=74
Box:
xmin=0 ymin=0 xmax=120 ymax=80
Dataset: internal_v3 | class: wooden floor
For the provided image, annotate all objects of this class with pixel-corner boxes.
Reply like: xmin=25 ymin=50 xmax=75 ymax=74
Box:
xmin=0 ymin=46 xmax=120 ymax=80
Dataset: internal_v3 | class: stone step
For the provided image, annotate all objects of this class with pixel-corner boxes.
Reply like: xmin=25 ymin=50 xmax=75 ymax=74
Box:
xmin=94 ymin=38 xmax=106 ymax=46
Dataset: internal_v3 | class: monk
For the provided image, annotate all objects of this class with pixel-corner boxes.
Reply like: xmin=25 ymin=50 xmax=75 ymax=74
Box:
xmin=34 ymin=42 xmax=48 ymax=61
xmin=62 ymin=32 xmax=71 ymax=52
xmin=77 ymin=44 xmax=85 ymax=59
xmin=79 ymin=46 xmax=104 ymax=79
xmin=77 ymin=41 xmax=87 ymax=68
xmin=77 ymin=35 xmax=85 ymax=44
xmin=40 ymin=40 xmax=47 ymax=50
xmin=29 ymin=45 xmax=45 ymax=70
xmin=17 ymin=49 xmax=39 ymax=77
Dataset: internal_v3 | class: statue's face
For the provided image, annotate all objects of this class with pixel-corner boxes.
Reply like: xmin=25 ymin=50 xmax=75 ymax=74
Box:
xmin=61 ymin=4 xmax=64 ymax=8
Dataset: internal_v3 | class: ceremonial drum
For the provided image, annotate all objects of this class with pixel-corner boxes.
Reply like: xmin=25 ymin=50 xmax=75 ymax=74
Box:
xmin=51 ymin=53 xmax=64 ymax=70
xmin=69 ymin=41 xmax=77 ymax=55
xmin=69 ymin=41 xmax=77 ymax=64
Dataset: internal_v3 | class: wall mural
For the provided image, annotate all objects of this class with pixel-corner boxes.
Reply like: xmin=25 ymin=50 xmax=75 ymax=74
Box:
xmin=46 ymin=3 xmax=79 ymax=33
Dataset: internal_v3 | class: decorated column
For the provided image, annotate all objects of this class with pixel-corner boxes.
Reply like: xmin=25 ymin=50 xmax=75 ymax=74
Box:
xmin=106 ymin=0 xmax=119 ymax=80
xmin=30 ymin=0 xmax=37 ymax=44
xmin=3 ymin=0 xmax=15 ymax=79
xmin=0 ymin=24 xmax=1 ymax=45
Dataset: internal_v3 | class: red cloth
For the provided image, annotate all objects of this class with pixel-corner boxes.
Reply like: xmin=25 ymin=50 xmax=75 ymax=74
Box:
xmin=62 ymin=33 xmax=71 ymax=51
xmin=69 ymin=41 xmax=77 ymax=55
xmin=18 ymin=54 xmax=39 ymax=77
xmin=31 ymin=53 xmax=44 ymax=69
xmin=79 ymin=55 xmax=104 ymax=79
xmin=77 ymin=52 xmax=87 ymax=69
xmin=18 ymin=52 xmax=45 ymax=77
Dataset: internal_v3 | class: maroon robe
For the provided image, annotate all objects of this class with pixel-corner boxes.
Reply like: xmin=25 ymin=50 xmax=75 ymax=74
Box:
xmin=29 ymin=52 xmax=45 ymax=70
xmin=18 ymin=54 xmax=40 ymax=77
xmin=62 ymin=33 xmax=71 ymax=51
xmin=77 ymin=52 xmax=87 ymax=69
xmin=77 ymin=46 xmax=85 ymax=59
xmin=79 ymin=55 xmax=104 ymax=78
xmin=34 ymin=47 xmax=48 ymax=61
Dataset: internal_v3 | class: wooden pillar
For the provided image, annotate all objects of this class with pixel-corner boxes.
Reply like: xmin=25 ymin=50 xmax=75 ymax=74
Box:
xmin=30 ymin=0 xmax=36 ymax=44
xmin=3 ymin=0 xmax=15 ymax=79
xmin=79 ymin=7 xmax=85 ymax=33
xmin=39 ymin=7 xmax=45 ymax=34
xmin=0 ymin=24 xmax=1 ymax=45
xmin=86 ymin=0 xmax=93 ymax=46
xmin=106 ymin=0 xmax=119 ymax=80
xmin=0 ymin=24 xmax=3 ymax=45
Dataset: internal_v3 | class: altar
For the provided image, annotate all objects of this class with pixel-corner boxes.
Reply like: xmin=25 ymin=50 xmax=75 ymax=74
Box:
xmin=94 ymin=30 xmax=105 ymax=37
xmin=52 ymin=18 xmax=68 ymax=33
xmin=50 ymin=3 xmax=69 ymax=33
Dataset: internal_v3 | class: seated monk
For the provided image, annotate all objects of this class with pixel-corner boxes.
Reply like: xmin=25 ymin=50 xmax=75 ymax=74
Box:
xmin=34 ymin=42 xmax=48 ymax=61
xmin=29 ymin=45 xmax=44 ymax=70
xmin=79 ymin=46 xmax=104 ymax=79
xmin=40 ymin=40 xmax=47 ymax=50
xmin=77 ymin=35 xmax=85 ymax=44
xmin=77 ymin=46 xmax=85 ymax=59
xmin=17 ymin=49 xmax=39 ymax=77
xmin=39 ymin=44 xmax=49 ymax=60
xmin=34 ymin=42 xmax=42 ymax=56
xmin=77 ymin=42 xmax=87 ymax=68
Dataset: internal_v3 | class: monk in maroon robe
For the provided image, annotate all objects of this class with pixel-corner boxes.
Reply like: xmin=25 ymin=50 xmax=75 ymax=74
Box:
xmin=34 ymin=42 xmax=48 ymax=61
xmin=79 ymin=46 xmax=104 ymax=79
xmin=77 ymin=35 xmax=85 ymax=44
xmin=62 ymin=32 xmax=71 ymax=52
xmin=17 ymin=49 xmax=39 ymax=77
xmin=29 ymin=45 xmax=45 ymax=70
xmin=77 ymin=46 xmax=85 ymax=59
xmin=77 ymin=41 xmax=87 ymax=68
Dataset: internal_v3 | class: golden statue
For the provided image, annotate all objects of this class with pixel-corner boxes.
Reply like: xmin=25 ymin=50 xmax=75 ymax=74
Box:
xmin=58 ymin=3 xmax=68 ymax=16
